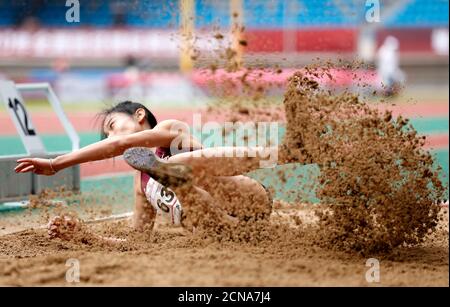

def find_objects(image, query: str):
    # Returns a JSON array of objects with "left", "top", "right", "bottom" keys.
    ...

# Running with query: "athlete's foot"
[{"left": 124, "top": 147, "right": 193, "bottom": 187}]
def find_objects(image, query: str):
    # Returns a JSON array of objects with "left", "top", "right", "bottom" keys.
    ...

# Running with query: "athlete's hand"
[{"left": 15, "top": 158, "right": 57, "bottom": 176}]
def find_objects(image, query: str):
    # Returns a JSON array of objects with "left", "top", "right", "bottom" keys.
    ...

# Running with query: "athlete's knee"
[{"left": 167, "top": 153, "right": 192, "bottom": 165}]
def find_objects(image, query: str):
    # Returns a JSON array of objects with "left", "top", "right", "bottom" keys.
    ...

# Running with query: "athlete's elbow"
[{"left": 113, "top": 137, "right": 131, "bottom": 154}]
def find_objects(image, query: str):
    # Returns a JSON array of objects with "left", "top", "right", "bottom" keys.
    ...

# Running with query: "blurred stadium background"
[
  {"left": 0, "top": 0, "right": 448, "bottom": 217},
  {"left": 0, "top": 0, "right": 448, "bottom": 95}
]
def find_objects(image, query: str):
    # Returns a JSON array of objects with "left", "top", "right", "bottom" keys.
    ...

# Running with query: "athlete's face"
[{"left": 103, "top": 109, "right": 148, "bottom": 138}]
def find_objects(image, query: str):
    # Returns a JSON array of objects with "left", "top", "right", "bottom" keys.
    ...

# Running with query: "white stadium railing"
[{"left": 0, "top": 80, "right": 80, "bottom": 206}]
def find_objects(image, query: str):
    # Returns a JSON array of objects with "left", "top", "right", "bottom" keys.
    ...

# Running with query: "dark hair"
[{"left": 98, "top": 101, "right": 158, "bottom": 139}]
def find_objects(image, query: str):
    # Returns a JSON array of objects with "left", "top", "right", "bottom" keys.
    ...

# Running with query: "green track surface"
[
  {"left": 1, "top": 117, "right": 447, "bottom": 155},
  {"left": 409, "top": 117, "right": 449, "bottom": 135},
  {"left": 1, "top": 118, "right": 448, "bottom": 210},
  {"left": 0, "top": 133, "right": 101, "bottom": 156}
]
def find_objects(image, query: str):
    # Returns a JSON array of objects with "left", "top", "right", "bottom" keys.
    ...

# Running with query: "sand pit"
[
  {"left": 0, "top": 203, "right": 447, "bottom": 286},
  {"left": 0, "top": 1, "right": 448, "bottom": 289},
  {"left": 1, "top": 59, "right": 448, "bottom": 286}
]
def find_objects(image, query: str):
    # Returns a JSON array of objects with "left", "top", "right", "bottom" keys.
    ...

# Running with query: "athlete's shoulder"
[{"left": 154, "top": 119, "right": 189, "bottom": 131}]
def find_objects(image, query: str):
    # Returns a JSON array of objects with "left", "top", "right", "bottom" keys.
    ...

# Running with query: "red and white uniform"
[{"left": 140, "top": 147, "right": 183, "bottom": 225}]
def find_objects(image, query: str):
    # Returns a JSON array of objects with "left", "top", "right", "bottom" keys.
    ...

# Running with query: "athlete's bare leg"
[
  {"left": 124, "top": 147, "right": 274, "bottom": 226},
  {"left": 167, "top": 146, "right": 278, "bottom": 177}
]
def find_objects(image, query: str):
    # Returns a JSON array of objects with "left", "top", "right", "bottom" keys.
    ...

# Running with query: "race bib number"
[{"left": 144, "top": 176, "right": 183, "bottom": 225}]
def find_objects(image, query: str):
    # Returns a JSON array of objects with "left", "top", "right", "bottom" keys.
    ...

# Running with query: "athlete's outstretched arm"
[{"left": 14, "top": 125, "right": 180, "bottom": 175}]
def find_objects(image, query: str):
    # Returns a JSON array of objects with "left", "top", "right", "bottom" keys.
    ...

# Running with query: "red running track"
[{"left": 0, "top": 103, "right": 448, "bottom": 135}]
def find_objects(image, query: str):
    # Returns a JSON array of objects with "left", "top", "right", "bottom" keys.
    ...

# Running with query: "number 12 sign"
[{"left": 0, "top": 80, "right": 46, "bottom": 156}]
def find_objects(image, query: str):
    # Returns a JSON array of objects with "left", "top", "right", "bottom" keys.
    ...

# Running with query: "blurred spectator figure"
[
  {"left": 52, "top": 58, "right": 70, "bottom": 73},
  {"left": 125, "top": 55, "right": 138, "bottom": 69},
  {"left": 431, "top": 28, "right": 449, "bottom": 56},
  {"left": 19, "top": 16, "right": 40, "bottom": 32},
  {"left": 124, "top": 55, "right": 144, "bottom": 101},
  {"left": 14, "top": 0, "right": 43, "bottom": 29},
  {"left": 110, "top": 1, "right": 128, "bottom": 27},
  {"left": 377, "top": 36, "right": 406, "bottom": 96}
]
